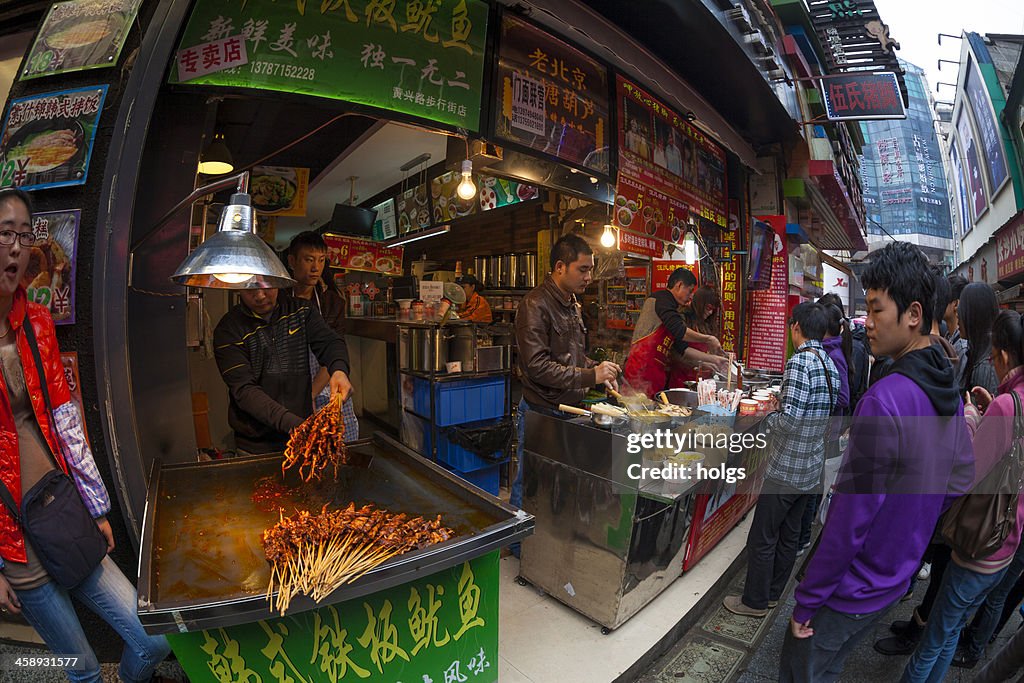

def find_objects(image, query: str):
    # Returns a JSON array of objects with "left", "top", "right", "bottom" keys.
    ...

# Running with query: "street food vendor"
[
  {"left": 669, "top": 287, "right": 723, "bottom": 387},
  {"left": 287, "top": 231, "right": 358, "bottom": 439},
  {"left": 623, "top": 268, "right": 727, "bottom": 397},
  {"left": 456, "top": 274, "right": 492, "bottom": 323},
  {"left": 213, "top": 287, "right": 353, "bottom": 455},
  {"left": 512, "top": 235, "right": 620, "bottom": 543}
]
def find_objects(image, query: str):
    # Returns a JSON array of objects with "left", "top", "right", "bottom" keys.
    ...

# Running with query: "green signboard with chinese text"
[
  {"left": 170, "top": 0, "right": 488, "bottom": 131},
  {"left": 167, "top": 552, "right": 499, "bottom": 683}
]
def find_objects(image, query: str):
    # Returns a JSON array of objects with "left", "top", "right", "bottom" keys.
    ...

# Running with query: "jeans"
[
  {"left": 14, "top": 556, "right": 170, "bottom": 683},
  {"left": 510, "top": 398, "right": 567, "bottom": 557},
  {"left": 798, "top": 494, "right": 821, "bottom": 549},
  {"left": 780, "top": 600, "right": 897, "bottom": 682},
  {"left": 901, "top": 562, "right": 1009, "bottom": 683},
  {"left": 963, "top": 542, "right": 1024, "bottom": 658},
  {"left": 742, "top": 480, "right": 809, "bottom": 610}
]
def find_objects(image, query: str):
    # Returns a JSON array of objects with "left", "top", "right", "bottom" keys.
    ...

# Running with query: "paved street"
[{"left": 639, "top": 552, "right": 1023, "bottom": 683}]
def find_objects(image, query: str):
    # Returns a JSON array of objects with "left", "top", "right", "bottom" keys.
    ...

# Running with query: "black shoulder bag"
[{"left": 0, "top": 315, "right": 107, "bottom": 589}]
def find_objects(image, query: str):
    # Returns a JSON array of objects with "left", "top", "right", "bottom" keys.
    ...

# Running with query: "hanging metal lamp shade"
[
  {"left": 198, "top": 133, "right": 234, "bottom": 175},
  {"left": 171, "top": 193, "right": 295, "bottom": 289}
]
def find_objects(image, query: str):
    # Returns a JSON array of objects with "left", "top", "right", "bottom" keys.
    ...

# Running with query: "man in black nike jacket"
[{"left": 213, "top": 287, "right": 352, "bottom": 454}]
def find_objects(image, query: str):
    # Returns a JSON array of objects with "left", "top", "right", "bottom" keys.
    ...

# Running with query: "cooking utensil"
[
  {"left": 608, "top": 383, "right": 657, "bottom": 412},
  {"left": 557, "top": 404, "right": 627, "bottom": 428}
]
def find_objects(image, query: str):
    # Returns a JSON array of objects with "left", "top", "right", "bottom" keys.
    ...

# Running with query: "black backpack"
[{"left": 849, "top": 324, "right": 871, "bottom": 407}]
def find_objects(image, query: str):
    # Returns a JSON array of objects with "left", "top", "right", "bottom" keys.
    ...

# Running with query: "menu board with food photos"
[
  {"left": 396, "top": 182, "right": 433, "bottom": 235},
  {"left": 26, "top": 209, "right": 79, "bottom": 325},
  {"left": 479, "top": 176, "right": 539, "bottom": 210},
  {"left": 323, "top": 234, "right": 403, "bottom": 276},
  {"left": 21, "top": 0, "right": 142, "bottom": 80},
  {"left": 250, "top": 166, "right": 309, "bottom": 217},
  {"left": 0, "top": 86, "right": 108, "bottom": 191},
  {"left": 616, "top": 76, "right": 727, "bottom": 229}
]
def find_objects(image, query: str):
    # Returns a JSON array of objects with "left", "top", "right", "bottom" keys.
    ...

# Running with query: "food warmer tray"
[{"left": 136, "top": 432, "right": 533, "bottom": 635}]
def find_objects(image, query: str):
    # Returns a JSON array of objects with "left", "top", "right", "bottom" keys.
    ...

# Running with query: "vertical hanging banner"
[
  {"left": 25, "top": 209, "right": 79, "bottom": 324},
  {"left": 956, "top": 107, "right": 988, "bottom": 221},
  {"left": 21, "top": 0, "right": 143, "bottom": 80},
  {"left": 963, "top": 56, "right": 1009, "bottom": 195},
  {"left": 745, "top": 216, "right": 788, "bottom": 373},
  {"left": 0, "top": 86, "right": 108, "bottom": 190},
  {"left": 719, "top": 223, "right": 742, "bottom": 355},
  {"left": 170, "top": 0, "right": 488, "bottom": 131},
  {"left": 493, "top": 13, "right": 610, "bottom": 175},
  {"left": 614, "top": 76, "right": 727, "bottom": 249}
]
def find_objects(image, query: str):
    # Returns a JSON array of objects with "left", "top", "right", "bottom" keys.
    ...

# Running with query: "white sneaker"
[{"left": 917, "top": 562, "right": 931, "bottom": 581}]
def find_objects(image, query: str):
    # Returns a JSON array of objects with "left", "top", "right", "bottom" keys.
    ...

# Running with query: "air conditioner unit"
[
  {"left": 744, "top": 29, "right": 769, "bottom": 55},
  {"left": 725, "top": 4, "right": 753, "bottom": 33}
]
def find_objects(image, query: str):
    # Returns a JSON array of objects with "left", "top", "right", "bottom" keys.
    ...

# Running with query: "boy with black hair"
[
  {"left": 724, "top": 302, "right": 839, "bottom": 618},
  {"left": 946, "top": 274, "right": 969, "bottom": 386},
  {"left": 286, "top": 231, "right": 358, "bottom": 439},
  {"left": 780, "top": 242, "right": 974, "bottom": 681}
]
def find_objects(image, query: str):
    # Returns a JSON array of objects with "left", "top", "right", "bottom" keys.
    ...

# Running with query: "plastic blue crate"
[
  {"left": 425, "top": 420, "right": 510, "bottom": 471},
  {"left": 412, "top": 376, "right": 506, "bottom": 426},
  {"left": 443, "top": 463, "right": 501, "bottom": 496}
]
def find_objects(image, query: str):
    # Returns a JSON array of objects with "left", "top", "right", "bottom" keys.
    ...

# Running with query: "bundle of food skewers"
[
  {"left": 282, "top": 394, "right": 348, "bottom": 482},
  {"left": 696, "top": 379, "right": 743, "bottom": 412},
  {"left": 262, "top": 502, "right": 455, "bottom": 615}
]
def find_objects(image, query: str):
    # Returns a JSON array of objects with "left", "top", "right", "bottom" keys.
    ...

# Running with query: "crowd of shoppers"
[{"left": 719, "top": 241, "right": 1024, "bottom": 683}]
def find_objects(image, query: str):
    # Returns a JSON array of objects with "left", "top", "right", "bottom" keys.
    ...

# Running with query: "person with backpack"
[
  {"left": 902, "top": 309, "right": 1024, "bottom": 681},
  {"left": 723, "top": 302, "right": 839, "bottom": 618},
  {"left": 794, "top": 294, "right": 853, "bottom": 555}
]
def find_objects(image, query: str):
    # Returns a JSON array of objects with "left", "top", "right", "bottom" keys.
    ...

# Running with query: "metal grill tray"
[{"left": 137, "top": 432, "right": 532, "bottom": 634}]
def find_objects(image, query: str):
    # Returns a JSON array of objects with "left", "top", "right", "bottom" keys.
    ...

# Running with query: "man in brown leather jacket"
[{"left": 511, "top": 235, "right": 620, "bottom": 538}]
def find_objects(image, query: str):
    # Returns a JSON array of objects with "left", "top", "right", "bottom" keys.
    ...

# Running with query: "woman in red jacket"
[{"left": 0, "top": 189, "right": 170, "bottom": 683}]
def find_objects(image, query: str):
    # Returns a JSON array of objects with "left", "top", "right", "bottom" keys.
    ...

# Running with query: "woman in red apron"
[{"left": 668, "top": 287, "right": 722, "bottom": 387}]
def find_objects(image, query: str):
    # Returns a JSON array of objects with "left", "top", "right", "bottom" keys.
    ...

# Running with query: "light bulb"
[
  {"left": 457, "top": 159, "right": 476, "bottom": 200},
  {"left": 213, "top": 272, "right": 253, "bottom": 284},
  {"left": 600, "top": 225, "right": 616, "bottom": 248},
  {"left": 683, "top": 232, "right": 698, "bottom": 265}
]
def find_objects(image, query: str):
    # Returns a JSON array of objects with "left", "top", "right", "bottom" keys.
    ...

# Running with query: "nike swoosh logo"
[{"left": 289, "top": 328, "right": 299, "bottom": 335}]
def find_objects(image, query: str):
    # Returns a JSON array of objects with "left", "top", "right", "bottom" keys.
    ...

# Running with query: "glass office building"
[{"left": 859, "top": 59, "right": 954, "bottom": 260}]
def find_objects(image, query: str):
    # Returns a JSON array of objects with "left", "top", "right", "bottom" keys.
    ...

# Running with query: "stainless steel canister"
[
  {"left": 498, "top": 254, "right": 512, "bottom": 288},
  {"left": 407, "top": 326, "right": 447, "bottom": 372},
  {"left": 488, "top": 255, "right": 502, "bottom": 287},
  {"left": 521, "top": 252, "right": 538, "bottom": 289},
  {"left": 508, "top": 253, "right": 522, "bottom": 288},
  {"left": 472, "top": 256, "right": 489, "bottom": 287}
]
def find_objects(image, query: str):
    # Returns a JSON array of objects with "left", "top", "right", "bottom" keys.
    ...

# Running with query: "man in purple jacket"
[{"left": 780, "top": 242, "right": 974, "bottom": 682}]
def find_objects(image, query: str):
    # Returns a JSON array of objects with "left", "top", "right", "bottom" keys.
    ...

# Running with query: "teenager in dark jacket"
[{"left": 214, "top": 288, "right": 352, "bottom": 454}]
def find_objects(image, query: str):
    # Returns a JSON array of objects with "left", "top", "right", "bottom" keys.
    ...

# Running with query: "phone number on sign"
[
  {"left": 5, "top": 656, "right": 81, "bottom": 669},
  {"left": 249, "top": 61, "right": 316, "bottom": 81}
]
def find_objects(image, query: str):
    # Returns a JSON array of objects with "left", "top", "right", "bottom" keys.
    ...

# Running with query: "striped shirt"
[{"left": 764, "top": 340, "right": 840, "bottom": 491}]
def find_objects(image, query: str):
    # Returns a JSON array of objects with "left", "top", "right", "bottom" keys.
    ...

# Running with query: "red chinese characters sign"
[
  {"left": 615, "top": 76, "right": 728, "bottom": 229},
  {"left": 176, "top": 34, "right": 249, "bottom": 81},
  {"left": 720, "top": 224, "right": 741, "bottom": 355},
  {"left": 617, "top": 228, "right": 662, "bottom": 258},
  {"left": 821, "top": 72, "right": 906, "bottom": 121},
  {"left": 745, "top": 216, "right": 788, "bottom": 373},
  {"left": 494, "top": 14, "right": 609, "bottom": 175},
  {"left": 996, "top": 213, "right": 1024, "bottom": 282},
  {"left": 323, "top": 234, "right": 404, "bottom": 275}
]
